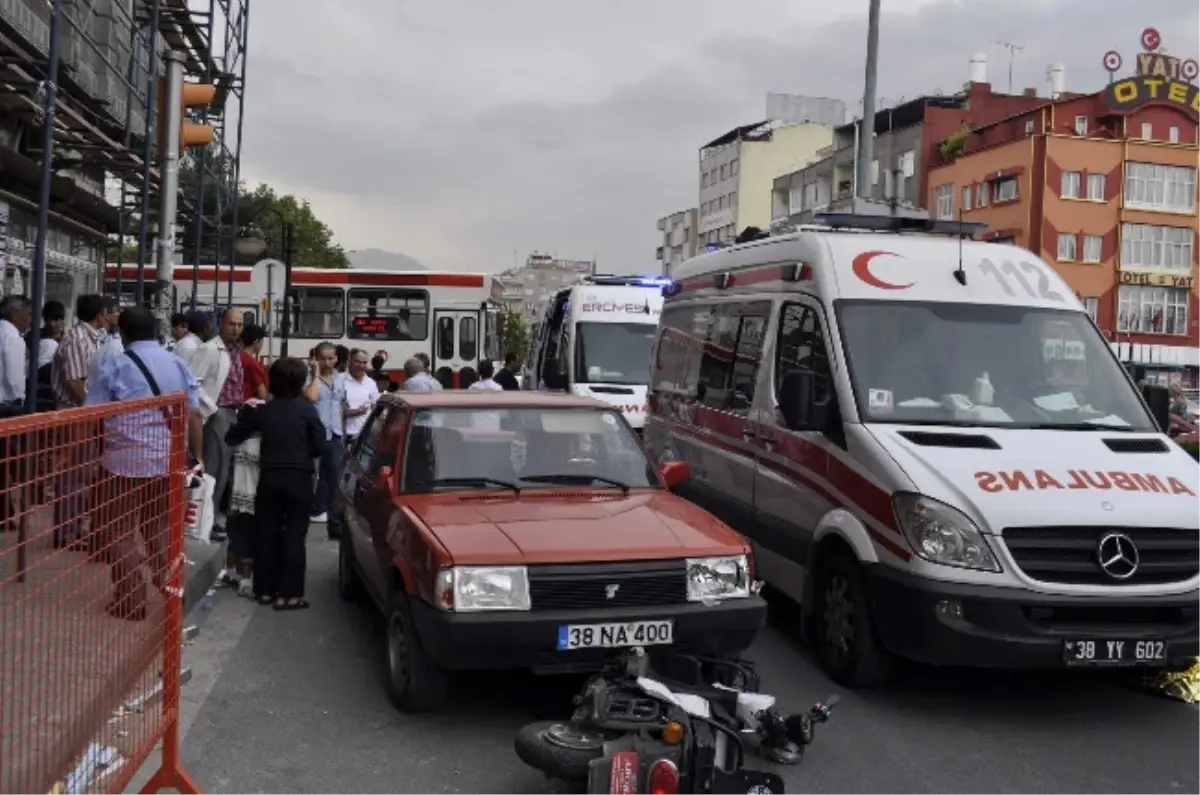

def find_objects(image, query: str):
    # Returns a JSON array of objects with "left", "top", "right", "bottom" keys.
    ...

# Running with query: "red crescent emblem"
[{"left": 851, "top": 251, "right": 913, "bottom": 290}]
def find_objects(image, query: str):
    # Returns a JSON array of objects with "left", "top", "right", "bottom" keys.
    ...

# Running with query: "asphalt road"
[{"left": 176, "top": 535, "right": 1199, "bottom": 794}]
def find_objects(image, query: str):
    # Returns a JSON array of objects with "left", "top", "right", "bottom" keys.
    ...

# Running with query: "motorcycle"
[{"left": 515, "top": 648, "right": 837, "bottom": 794}]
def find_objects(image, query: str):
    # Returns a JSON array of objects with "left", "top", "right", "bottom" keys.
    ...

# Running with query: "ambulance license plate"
[{"left": 1063, "top": 638, "right": 1166, "bottom": 665}]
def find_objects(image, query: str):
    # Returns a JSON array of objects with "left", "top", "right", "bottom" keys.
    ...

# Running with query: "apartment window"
[
  {"left": 788, "top": 187, "right": 804, "bottom": 214},
  {"left": 730, "top": 158, "right": 739, "bottom": 176},
  {"left": 935, "top": 184, "right": 954, "bottom": 219},
  {"left": 1121, "top": 223, "right": 1194, "bottom": 272},
  {"left": 1057, "top": 232, "right": 1077, "bottom": 261},
  {"left": 961, "top": 185, "right": 972, "bottom": 210},
  {"left": 1024, "top": 119, "right": 1035, "bottom": 134},
  {"left": 1081, "top": 297, "right": 1099, "bottom": 322},
  {"left": 1169, "top": 126, "right": 1180, "bottom": 143},
  {"left": 718, "top": 195, "right": 726, "bottom": 210},
  {"left": 993, "top": 176, "right": 1018, "bottom": 202},
  {"left": 1061, "top": 170, "right": 1081, "bottom": 198},
  {"left": 1140, "top": 122, "right": 1153, "bottom": 140},
  {"left": 729, "top": 191, "right": 737, "bottom": 207},
  {"left": 975, "top": 183, "right": 987, "bottom": 207},
  {"left": 1081, "top": 234, "right": 1103, "bottom": 263},
  {"left": 899, "top": 150, "right": 915, "bottom": 177},
  {"left": 701, "top": 173, "right": 708, "bottom": 188},
  {"left": 1124, "top": 162, "right": 1196, "bottom": 213},
  {"left": 1117, "top": 285, "right": 1189, "bottom": 335},
  {"left": 1074, "top": 116, "right": 1088, "bottom": 135},
  {"left": 1087, "top": 173, "right": 1106, "bottom": 201},
  {"left": 720, "top": 165, "right": 727, "bottom": 180}
]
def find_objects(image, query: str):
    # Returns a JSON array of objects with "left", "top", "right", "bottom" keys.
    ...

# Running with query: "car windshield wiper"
[
  {"left": 522, "top": 473, "right": 631, "bottom": 493},
  {"left": 419, "top": 477, "right": 521, "bottom": 494}
]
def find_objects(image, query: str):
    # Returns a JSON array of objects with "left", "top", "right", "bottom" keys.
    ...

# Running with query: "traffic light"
[{"left": 156, "top": 78, "right": 216, "bottom": 153}]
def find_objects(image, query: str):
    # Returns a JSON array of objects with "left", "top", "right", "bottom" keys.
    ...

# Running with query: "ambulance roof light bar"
[
  {"left": 586, "top": 274, "right": 672, "bottom": 287},
  {"left": 811, "top": 213, "right": 988, "bottom": 239}
]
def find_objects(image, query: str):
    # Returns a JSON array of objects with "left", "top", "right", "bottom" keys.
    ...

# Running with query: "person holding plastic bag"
[{"left": 224, "top": 397, "right": 265, "bottom": 597}]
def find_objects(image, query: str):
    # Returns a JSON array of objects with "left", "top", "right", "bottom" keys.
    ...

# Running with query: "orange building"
[{"left": 926, "top": 33, "right": 1199, "bottom": 386}]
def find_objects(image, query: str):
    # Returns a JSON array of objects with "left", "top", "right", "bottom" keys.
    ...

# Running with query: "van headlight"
[
  {"left": 686, "top": 555, "right": 750, "bottom": 601},
  {"left": 893, "top": 494, "right": 1001, "bottom": 572},
  {"left": 435, "top": 566, "right": 531, "bottom": 612}
]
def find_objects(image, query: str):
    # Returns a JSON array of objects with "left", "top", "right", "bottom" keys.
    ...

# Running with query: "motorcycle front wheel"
[{"left": 514, "top": 720, "right": 606, "bottom": 782}]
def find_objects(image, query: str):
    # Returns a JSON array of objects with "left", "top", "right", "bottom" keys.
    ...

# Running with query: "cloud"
[{"left": 240, "top": 0, "right": 1198, "bottom": 272}]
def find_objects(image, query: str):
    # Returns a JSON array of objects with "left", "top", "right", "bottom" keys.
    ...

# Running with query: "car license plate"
[
  {"left": 556, "top": 620, "right": 674, "bottom": 650},
  {"left": 1063, "top": 638, "right": 1167, "bottom": 665}
]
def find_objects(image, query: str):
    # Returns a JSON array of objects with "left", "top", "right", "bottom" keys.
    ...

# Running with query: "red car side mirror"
[
  {"left": 659, "top": 460, "right": 691, "bottom": 490},
  {"left": 379, "top": 465, "right": 397, "bottom": 493}
]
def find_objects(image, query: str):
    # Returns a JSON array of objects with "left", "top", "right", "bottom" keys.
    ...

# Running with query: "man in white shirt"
[
  {"left": 343, "top": 349, "right": 379, "bottom": 444},
  {"left": 468, "top": 360, "right": 504, "bottom": 392},
  {"left": 173, "top": 311, "right": 212, "bottom": 367},
  {"left": 0, "top": 295, "right": 30, "bottom": 408}
]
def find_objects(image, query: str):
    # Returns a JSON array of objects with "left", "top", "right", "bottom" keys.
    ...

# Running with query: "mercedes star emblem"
[{"left": 1096, "top": 532, "right": 1139, "bottom": 580}]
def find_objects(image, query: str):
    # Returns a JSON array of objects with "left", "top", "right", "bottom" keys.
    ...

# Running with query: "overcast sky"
[{"left": 238, "top": 0, "right": 1198, "bottom": 273}]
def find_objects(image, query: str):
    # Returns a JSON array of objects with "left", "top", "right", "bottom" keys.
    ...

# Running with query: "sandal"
[{"left": 273, "top": 598, "right": 311, "bottom": 611}]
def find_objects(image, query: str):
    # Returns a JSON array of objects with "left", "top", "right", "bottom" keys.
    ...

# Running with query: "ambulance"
[
  {"left": 644, "top": 213, "right": 1199, "bottom": 687},
  {"left": 525, "top": 275, "right": 669, "bottom": 431}
]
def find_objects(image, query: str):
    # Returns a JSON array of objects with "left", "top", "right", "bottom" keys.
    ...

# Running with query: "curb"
[{"left": 183, "top": 539, "right": 226, "bottom": 619}]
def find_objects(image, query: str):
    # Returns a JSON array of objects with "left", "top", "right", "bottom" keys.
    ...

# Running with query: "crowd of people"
[{"left": 1, "top": 292, "right": 525, "bottom": 617}]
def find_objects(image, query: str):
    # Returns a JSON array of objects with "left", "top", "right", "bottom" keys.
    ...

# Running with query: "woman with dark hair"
[
  {"left": 335, "top": 344, "right": 350, "bottom": 373},
  {"left": 226, "top": 357, "right": 326, "bottom": 610},
  {"left": 33, "top": 300, "right": 66, "bottom": 410},
  {"left": 240, "top": 324, "right": 268, "bottom": 401}
]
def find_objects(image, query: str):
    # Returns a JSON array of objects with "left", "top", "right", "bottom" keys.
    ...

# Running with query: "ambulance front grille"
[{"left": 1002, "top": 526, "right": 1199, "bottom": 586}]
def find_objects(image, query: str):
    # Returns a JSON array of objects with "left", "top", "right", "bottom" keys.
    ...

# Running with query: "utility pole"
[
  {"left": 854, "top": 0, "right": 881, "bottom": 200},
  {"left": 156, "top": 51, "right": 185, "bottom": 333},
  {"left": 991, "top": 39, "right": 1024, "bottom": 94}
]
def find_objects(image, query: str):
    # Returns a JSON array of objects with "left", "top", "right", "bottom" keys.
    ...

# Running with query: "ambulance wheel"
[{"left": 814, "top": 549, "right": 893, "bottom": 688}]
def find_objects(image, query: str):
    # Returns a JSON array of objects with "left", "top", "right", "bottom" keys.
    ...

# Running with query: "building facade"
[
  {"left": 926, "top": 41, "right": 1199, "bottom": 385},
  {"left": 698, "top": 121, "right": 833, "bottom": 247},
  {"left": 496, "top": 252, "right": 594, "bottom": 327},
  {"left": 655, "top": 208, "right": 698, "bottom": 278},
  {"left": 772, "top": 55, "right": 1055, "bottom": 227}
]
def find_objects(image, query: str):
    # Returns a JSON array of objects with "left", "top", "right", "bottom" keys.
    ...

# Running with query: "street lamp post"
[{"left": 234, "top": 212, "right": 295, "bottom": 356}]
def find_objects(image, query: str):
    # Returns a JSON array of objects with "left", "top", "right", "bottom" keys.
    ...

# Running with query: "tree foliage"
[
  {"left": 503, "top": 312, "right": 530, "bottom": 360},
  {"left": 114, "top": 147, "right": 349, "bottom": 268}
]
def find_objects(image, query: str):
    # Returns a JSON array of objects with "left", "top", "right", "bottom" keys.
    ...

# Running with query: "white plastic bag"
[{"left": 184, "top": 473, "right": 216, "bottom": 543}]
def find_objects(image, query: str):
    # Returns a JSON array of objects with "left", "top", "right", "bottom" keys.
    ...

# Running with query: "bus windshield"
[{"left": 574, "top": 322, "right": 656, "bottom": 386}]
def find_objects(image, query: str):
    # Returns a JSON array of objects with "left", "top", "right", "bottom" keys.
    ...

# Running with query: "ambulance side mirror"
[
  {"left": 1141, "top": 383, "right": 1171, "bottom": 434},
  {"left": 779, "top": 371, "right": 828, "bottom": 431}
]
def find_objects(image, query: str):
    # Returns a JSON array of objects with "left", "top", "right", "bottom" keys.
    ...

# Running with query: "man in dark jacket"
[{"left": 493, "top": 352, "right": 522, "bottom": 391}]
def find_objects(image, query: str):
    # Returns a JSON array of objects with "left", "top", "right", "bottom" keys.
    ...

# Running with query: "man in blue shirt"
[
  {"left": 401, "top": 357, "right": 443, "bottom": 391},
  {"left": 85, "top": 307, "right": 204, "bottom": 620},
  {"left": 303, "top": 341, "right": 347, "bottom": 535}
]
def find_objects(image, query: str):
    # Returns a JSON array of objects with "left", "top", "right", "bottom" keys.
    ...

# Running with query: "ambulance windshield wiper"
[{"left": 1026, "top": 422, "right": 1136, "bottom": 432}]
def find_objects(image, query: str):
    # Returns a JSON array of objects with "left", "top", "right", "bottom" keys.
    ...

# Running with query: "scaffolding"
[{"left": 0, "top": 0, "right": 249, "bottom": 309}]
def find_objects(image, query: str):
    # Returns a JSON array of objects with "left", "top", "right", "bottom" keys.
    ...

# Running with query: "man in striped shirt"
[{"left": 50, "top": 294, "right": 118, "bottom": 547}]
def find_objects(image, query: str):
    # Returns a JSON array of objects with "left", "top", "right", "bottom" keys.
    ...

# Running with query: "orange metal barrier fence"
[{"left": 0, "top": 396, "right": 199, "bottom": 794}]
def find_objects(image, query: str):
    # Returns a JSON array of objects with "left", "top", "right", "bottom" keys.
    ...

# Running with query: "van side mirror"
[
  {"left": 779, "top": 371, "right": 828, "bottom": 430},
  {"left": 379, "top": 465, "right": 397, "bottom": 493},
  {"left": 659, "top": 460, "right": 691, "bottom": 490},
  {"left": 1141, "top": 383, "right": 1171, "bottom": 434}
]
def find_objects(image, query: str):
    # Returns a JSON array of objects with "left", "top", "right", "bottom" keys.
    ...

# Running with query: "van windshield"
[
  {"left": 836, "top": 301, "right": 1156, "bottom": 431},
  {"left": 574, "top": 322, "right": 656, "bottom": 385}
]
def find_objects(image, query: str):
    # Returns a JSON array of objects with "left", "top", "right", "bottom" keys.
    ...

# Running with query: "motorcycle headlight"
[
  {"left": 893, "top": 493, "right": 1000, "bottom": 572},
  {"left": 686, "top": 555, "right": 750, "bottom": 601},
  {"left": 435, "top": 566, "right": 531, "bottom": 612}
]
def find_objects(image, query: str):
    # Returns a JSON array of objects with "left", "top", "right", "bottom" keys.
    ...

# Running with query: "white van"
[
  {"left": 644, "top": 214, "right": 1199, "bottom": 687},
  {"left": 525, "top": 275, "right": 668, "bottom": 431}
]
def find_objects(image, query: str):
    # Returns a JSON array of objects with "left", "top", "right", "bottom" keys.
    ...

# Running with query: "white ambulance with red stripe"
[
  {"left": 525, "top": 275, "right": 668, "bottom": 431},
  {"left": 645, "top": 213, "right": 1199, "bottom": 687}
]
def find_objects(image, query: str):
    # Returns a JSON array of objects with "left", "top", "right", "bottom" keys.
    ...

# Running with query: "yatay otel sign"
[{"left": 1101, "top": 27, "right": 1199, "bottom": 120}]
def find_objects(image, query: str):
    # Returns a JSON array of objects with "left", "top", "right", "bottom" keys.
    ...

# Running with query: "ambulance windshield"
[
  {"left": 574, "top": 322, "right": 657, "bottom": 385},
  {"left": 837, "top": 301, "right": 1156, "bottom": 431}
]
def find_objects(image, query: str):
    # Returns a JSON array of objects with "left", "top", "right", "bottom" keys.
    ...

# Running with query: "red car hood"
[{"left": 405, "top": 491, "right": 749, "bottom": 565}]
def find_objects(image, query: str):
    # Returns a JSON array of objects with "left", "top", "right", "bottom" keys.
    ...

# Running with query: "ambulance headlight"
[{"left": 893, "top": 494, "right": 1000, "bottom": 572}]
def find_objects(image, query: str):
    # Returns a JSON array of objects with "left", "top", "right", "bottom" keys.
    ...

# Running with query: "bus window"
[
  {"left": 459, "top": 316, "right": 478, "bottom": 360},
  {"left": 347, "top": 288, "right": 428, "bottom": 340},
  {"left": 437, "top": 316, "right": 455, "bottom": 359},
  {"left": 291, "top": 287, "right": 345, "bottom": 338}
]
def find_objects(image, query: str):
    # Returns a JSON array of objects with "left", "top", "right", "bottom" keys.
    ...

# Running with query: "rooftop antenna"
[{"left": 990, "top": 39, "right": 1025, "bottom": 93}]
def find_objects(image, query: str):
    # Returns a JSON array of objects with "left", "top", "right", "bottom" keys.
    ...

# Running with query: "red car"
[{"left": 336, "top": 391, "right": 767, "bottom": 712}]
